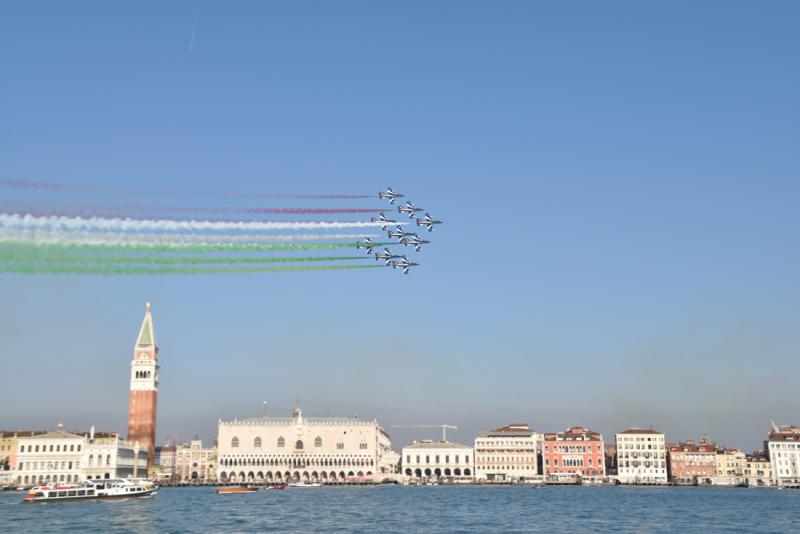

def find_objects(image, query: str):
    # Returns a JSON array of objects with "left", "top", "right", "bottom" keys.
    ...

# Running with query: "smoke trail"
[
  {"left": 0, "top": 261, "right": 383, "bottom": 275},
  {"left": 0, "top": 228, "right": 379, "bottom": 246},
  {"left": 0, "top": 203, "right": 384, "bottom": 219},
  {"left": 0, "top": 178, "right": 371, "bottom": 199},
  {"left": 0, "top": 249, "right": 368, "bottom": 265},
  {"left": 0, "top": 213, "right": 403, "bottom": 232},
  {"left": 0, "top": 239, "right": 393, "bottom": 255}
]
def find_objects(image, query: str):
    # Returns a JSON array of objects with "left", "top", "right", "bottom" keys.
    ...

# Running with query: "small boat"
[
  {"left": 288, "top": 482, "right": 322, "bottom": 487},
  {"left": 216, "top": 486, "right": 259, "bottom": 494},
  {"left": 266, "top": 483, "right": 287, "bottom": 490},
  {"left": 22, "top": 479, "right": 157, "bottom": 503}
]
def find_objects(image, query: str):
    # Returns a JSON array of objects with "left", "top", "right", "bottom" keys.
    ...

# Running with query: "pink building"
[{"left": 543, "top": 426, "right": 605, "bottom": 478}]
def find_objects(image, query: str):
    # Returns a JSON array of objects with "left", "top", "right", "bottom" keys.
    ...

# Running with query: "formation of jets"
[{"left": 360, "top": 187, "right": 443, "bottom": 274}]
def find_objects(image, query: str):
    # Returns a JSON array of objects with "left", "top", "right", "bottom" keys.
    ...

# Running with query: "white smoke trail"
[
  {"left": 0, "top": 213, "right": 403, "bottom": 233},
  {"left": 0, "top": 228, "right": 378, "bottom": 246}
]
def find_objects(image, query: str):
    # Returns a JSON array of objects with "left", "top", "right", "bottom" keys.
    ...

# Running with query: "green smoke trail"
[
  {"left": 0, "top": 241, "right": 393, "bottom": 255},
  {"left": 0, "top": 249, "right": 368, "bottom": 266},
  {"left": 0, "top": 262, "right": 384, "bottom": 276}
]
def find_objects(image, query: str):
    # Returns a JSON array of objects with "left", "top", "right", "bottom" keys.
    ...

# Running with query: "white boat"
[
  {"left": 288, "top": 482, "right": 322, "bottom": 487},
  {"left": 22, "top": 479, "right": 157, "bottom": 503}
]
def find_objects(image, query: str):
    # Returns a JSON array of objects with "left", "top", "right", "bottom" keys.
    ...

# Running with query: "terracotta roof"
[
  {"left": 617, "top": 428, "right": 662, "bottom": 435},
  {"left": 669, "top": 440, "right": 716, "bottom": 453}
]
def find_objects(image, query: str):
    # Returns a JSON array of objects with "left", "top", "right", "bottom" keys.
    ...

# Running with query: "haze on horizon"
[{"left": 1, "top": 1, "right": 798, "bottom": 453}]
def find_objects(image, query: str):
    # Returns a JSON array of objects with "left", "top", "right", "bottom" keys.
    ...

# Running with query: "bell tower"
[{"left": 127, "top": 301, "right": 159, "bottom": 471}]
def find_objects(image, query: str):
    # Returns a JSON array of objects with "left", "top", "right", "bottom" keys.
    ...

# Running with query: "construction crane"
[{"left": 391, "top": 424, "right": 458, "bottom": 442}]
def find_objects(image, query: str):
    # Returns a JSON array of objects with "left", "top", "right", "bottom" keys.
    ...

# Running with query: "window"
[
  {"left": 337, "top": 442, "right": 344, "bottom": 450},
  {"left": 295, "top": 440, "right": 304, "bottom": 450},
  {"left": 231, "top": 437, "right": 239, "bottom": 448},
  {"left": 254, "top": 437, "right": 262, "bottom": 448},
  {"left": 315, "top": 437, "right": 322, "bottom": 448},
  {"left": 278, "top": 437, "right": 285, "bottom": 448},
  {"left": 359, "top": 442, "right": 367, "bottom": 450}
]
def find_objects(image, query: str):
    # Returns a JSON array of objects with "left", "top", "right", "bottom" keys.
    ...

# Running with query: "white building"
[
  {"left": 83, "top": 428, "right": 147, "bottom": 481},
  {"left": 767, "top": 422, "right": 800, "bottom": 487},
  {"left": 15, "top": 428, "right": 86, "bottom": 486},
  {"left": 474, "top": 424, "right": 542, "bottom": 482},
  {"left": 175, "top": 440, "right": 217, "bottom": 483},
  {"left": 217, "top": 407, "right": 396, "bottom": 483},
  {"left": 13, "top": 426, "right": 147, "bottom": 487},
  {"left": 402, "top": 441, "right": 474, "bottom": 481},
  {"left": 615, "top": 428, "right": 668, "bottom": 484}
]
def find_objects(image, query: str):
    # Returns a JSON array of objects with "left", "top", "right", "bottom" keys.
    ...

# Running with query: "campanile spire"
[{"left": 127, "top": 301, "right": 159, "bottom": 471}]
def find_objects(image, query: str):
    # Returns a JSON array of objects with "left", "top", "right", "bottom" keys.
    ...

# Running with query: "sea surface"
[{"left": 1, "top": 485, "right": 798, "bottom": 533}]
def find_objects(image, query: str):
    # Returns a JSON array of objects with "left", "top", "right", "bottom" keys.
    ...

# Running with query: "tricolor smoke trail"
[
  {"left": 0, "top": 262, "right": 383, "bottom": 275},
  {"left": 0, "top": 213, "right": 402, "bottom": 232},
  {"left": 0, "top": 178, "right": 371, "bottom": 199}
]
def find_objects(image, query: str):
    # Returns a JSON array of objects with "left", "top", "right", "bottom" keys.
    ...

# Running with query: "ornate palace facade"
[{"left": 217, "top": 407, "right": 395, "bottom": 483}]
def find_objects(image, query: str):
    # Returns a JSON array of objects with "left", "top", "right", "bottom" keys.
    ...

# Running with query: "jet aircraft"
[
  {"left": 370, "top": 212, "right": 397, "bottom": 231},
  {"left": 356, "top": 238, "right": 375, "bottom": 254},
  {"left": 388, "top": 255, "right": 419, "bottom": 275},
  {"left": 400, "top": 235, "right": 430, "bottom": 252},
  {"left": 374, "top": 248, "right": 402, "bottom": 263},
  {"left": 415, "top": 213, "right": 443, "bottom": 232},
  {"left": 387, "top": 226, "right": 416, "bottom": 241},
  {"left": 398, "top": 201, "right": 423, "bottom": 218},
  {"left": 378, "top": 187, "right": 404, "bottom": 204}
]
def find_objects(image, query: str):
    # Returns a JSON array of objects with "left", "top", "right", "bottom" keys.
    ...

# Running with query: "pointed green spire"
[{"left": 136, "top": 301, "right": 156, "bottom": 347}]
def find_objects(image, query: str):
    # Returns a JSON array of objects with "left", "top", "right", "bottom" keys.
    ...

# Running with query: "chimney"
[{"left": 90, "top": 426, "right": 95, "bottom": 440}]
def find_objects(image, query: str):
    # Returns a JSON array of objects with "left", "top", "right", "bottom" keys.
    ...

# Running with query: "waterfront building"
[
  {"left": 615, "top": 428, "right": 668, "bottom": 484},
  {"left": 542, "top": 427, "right": 605, "bottom": 481},
  {"left": 14, "top": 426, "right": 86, "bottom": 486},
  {"left": 1, "top": 431, "right": 44, "bottom": 474},
  {"left": 711, "top": 448, "right": 747, "bottom": 486},
  {"left": 402, "top": 440, "right": 474, "bottom": 481},
  {"left": 175, "top": 440, "right": 217, "bottom": 483},
  {"left": 667, "top": 438, "right": 717, "bottom": 485},
  {"left": 82, "top": 427, "right": 148, "bottom": 480},
  {"left": 744, "top": 451, "right": 772, "bottom": 487},
  {"left": 154, "top": 441, "right": 177, "bottom": 482},
  {"left": 12, "top": 425, "right": 148, "bottom": 487},
  {"left": 474, "top": 424, "right": 542, "bottom": 482},
  {"left": 766, "top": 422, "right": 800, "bottom": 487},
  {"left": 217, "top": 407, "right": 395, "bottom": 483},
  {"left": 127, "top": 302, "right": 159, "bottom": 470}
]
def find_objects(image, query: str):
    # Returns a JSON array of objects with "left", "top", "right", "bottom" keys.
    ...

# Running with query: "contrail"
[
  {"left": 0, "top": 248, "right": 368, "bottom": 266},
  {"left": 0, "top": 213, "right": 403, "bottom": 232},
  {"left": 0, "top": 262, "right": 383, "bottom": 276},
  {"left": 0, "top": 228, "right": 379, "bottom": 245},
  {"left": 0, "top": 203, "right": 384, "bottom": 219},
  {"left": 0, "top": 178, "right": 371, "bottom": 199},
  {"left": 189, "top": 12, "right": 198, "bottom": 53}
]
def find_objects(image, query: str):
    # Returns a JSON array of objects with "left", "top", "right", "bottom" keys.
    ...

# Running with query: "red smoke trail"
[
  {"left": 0, "top": 178, "right": 371, "bottom": 199},
  {"left": 0, "top": 203, "right": 383, "bottom": 219}
]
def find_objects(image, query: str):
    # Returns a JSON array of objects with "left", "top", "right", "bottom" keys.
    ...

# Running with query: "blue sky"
[{"left": 1, "top": 1, "right": 798, "bottom": 451}]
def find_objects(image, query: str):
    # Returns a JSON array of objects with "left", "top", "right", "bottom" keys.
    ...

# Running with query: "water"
[{"left": 1, "top": 486, "right": 798, "bottom": 533}]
